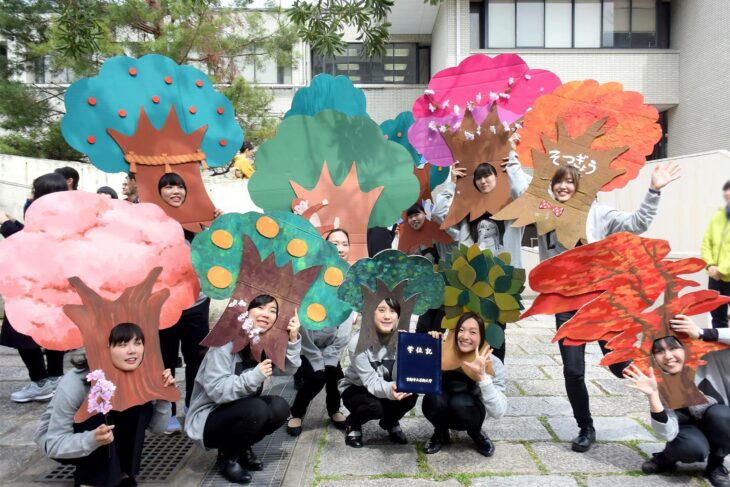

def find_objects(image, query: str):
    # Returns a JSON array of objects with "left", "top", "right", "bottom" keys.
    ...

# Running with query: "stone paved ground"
[{"left": 0, "top": 307, "right": 722, "bottom": 486}]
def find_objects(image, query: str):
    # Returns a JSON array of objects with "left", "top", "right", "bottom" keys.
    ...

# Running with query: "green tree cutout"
[{"left": 440, "top": 244, "right": 526, "bottom": 346}]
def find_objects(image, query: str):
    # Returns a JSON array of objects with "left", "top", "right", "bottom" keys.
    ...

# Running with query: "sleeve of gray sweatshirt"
[
  {"left": 476, "top": 356, "right": 509, "bottom": 419},
  {"left": 347, "top": 335, "right": 396, "bottom": 400},
  {"left": 323, "top": 313, "right": 354, "bottom": 368},
  {"left": 504, "top": 150, "right": 532, "bottom": 198},
  {"left": 600, "top": 189, "right": 660, "bottom": 237},
  {"left": 650, "top": 408, "right": 679, "bottom": 441},
  {"left": 300, "top": 329, "right": 326, "bottom": 371},
  {"left": 275, "top": 337, "right": 302, "bottom": 376},
  {"left": 200, "top": 343, "right": 268, "bottom": 403},
  {"left": 35, "top": 371, "right": 100, "bottom": 459}
]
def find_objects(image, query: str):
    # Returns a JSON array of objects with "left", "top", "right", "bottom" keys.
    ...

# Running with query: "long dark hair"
[
  {"left": 453, "top": 312, "right": 486, "bottom": 353},
  {"left": 473, "top": 163, "right": 497, "bottom": 192}
]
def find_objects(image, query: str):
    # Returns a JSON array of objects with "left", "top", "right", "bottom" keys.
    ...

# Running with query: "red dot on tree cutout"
[
  {"left": 164, "top": 76, "right": 173, "bottom": 84},
  {"left": 196, "top": 80, "right": 204, "bottom": 88},
  {"left": 219, "top": 139, "right": 227, "bottom": 147},
  {"left": 128, "top": 67, "right": 138, "bottom": 76},
  {"left": 396, "top": 131, "right": 402, "bottom": 138},
  {"left": 87, "top": 136, "right": 96, "bottom": 144},
  {"left": 189, "top": 106, "right": 197, "bottom": 114},
  {"left": 152, "top": 96, "right": 160, "bottom": 104},
  {"left": 383, "top": 134, "right": 389, "bottom": 140},
  {"left": 118, "top": 109, "right": 127, "bottom": 118},
  {"left": 87, "top": 97, "right": 97, "bottom": 106},
  {"left": 217, "top": 107, "right": 225, "bottom": 115}
]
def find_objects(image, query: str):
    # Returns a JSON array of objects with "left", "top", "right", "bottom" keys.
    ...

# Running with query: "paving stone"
[
  {"left": 547, "top": 417, "right": 656, "bottom": 442},
  {"left": 318, "top": 439, "right": 419, "bottom": 476},
  {"left": 360, "top": 417, "right": 433, "bottom": 443},
  {"left": 506, "top": 396, "right": 573, "bottom": 417},
  {"left": 520, "top": 379, "right": 604, "bottom": 397},
  {"left": 0, "top": 445, "right": 38, "bottom": 480},
  {"left": 502, "top": 354, "right": 558, "bottom": 366},
  {"left": 585, "top": 474, "right": 704, "bottom": 486},
  {"left": 482, "top": 416, "right": 553, "bottom": 441},
  {"left": 593, "top": 379, "right": 642, "bottom": 396},
  {"left": 320, "top": 480, "right": 462, "bottom": 487},
  {"left": 428, "top": 441, "right": 539, "bottom": 475},
  {"left": 590, "top": 396, "right": 650, "bottom": 416},
  {"left": 505, "top": 381, "right": 522, "bottom": 397},
  {"left": 506, "top": 326, "right": 555, "bottom": 336},
  {"left": 533, "top": 442, "right": 645, "bottom": 473},
  {"left": 638, "top": 442, "right": 730, "bottom": 471},
  {"left": 540, "top": 365, "right": 617, "bottom": 381},
  {"left": 531, "top": 334, "right": 557, "bottom": 344},
  {"left": 0, "top": 382, "right": 49, "bottom": 417},
  {"left": 0, "top": 367, "right": 34, "bottom": 381},
  {"left": 524, "top": 343, "right": 561, "bottom": 356},
  {"left": 472, "top": 475, "right": 579, "bottom": 487},
  {"left": 0, "top": 416, "right": 40, "bottom": 445},
  {"left": 505, "top": 365, "right": 548, "bottom": 380}
]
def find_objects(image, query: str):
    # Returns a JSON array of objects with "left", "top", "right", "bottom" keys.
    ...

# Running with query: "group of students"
[{"left": 2, "top": 149, "right": 730, "bottom": 487}]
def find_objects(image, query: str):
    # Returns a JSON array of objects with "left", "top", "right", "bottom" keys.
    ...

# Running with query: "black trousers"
[
  {"left": 290, "top": 356, "right": 343, "bottom": 419},
  {"left": 62, "top": 403, "right": 153, "bottom": 487},
  {"left": 1, "top": 315, "right": 65, "bottom": 382},
  {"left": 415, "top": 309, "right": 445, "bottom": 334},
  {"left": 708, "top": 278, "right": 730, "bottom": 328},
  {"left": 203, "top": 396, "right": 290, "bottom": 456},
  {"left": 160, "top": 298, "right": 210, "bottom": 413},
  {"left": 341, "top": 385, "right": 418, "bottom": 429},
  {"left": 663, "top": 404, "right": 730, "bottom": 463},
  {"left": 422, "top": 391, "right": 486, "bottom": 435},
  {"left": 556, "top": 311, "right": 629, "bottom": 429}
]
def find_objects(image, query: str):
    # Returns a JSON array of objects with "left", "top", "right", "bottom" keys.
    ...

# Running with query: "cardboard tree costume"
[
  {"left": 191, "top": 211, "right": 351, "bottom": 370},
  {"left": 0, "top": 192, "right": 200, "bottom": 421},
  {"left": 408, "top": 54, "right": 561, "bottom": 230},
  {"left": 492, "top": 80, "right": 662, "bottom": 250},
  {"left": 337, "top": 250, "right": 444, "bottom": 356},
  {"left": 61, "top": 54, "right": 243, "bottom": 232},
  {"left": 248, "top": 74, "right": 419, "bottom": 263},
  {"left": 523, "top": 232, "right": 730, "bottom": 409},
  {"left": 438, "top": 244, "right": 526, "bottom": 381},
  {"left": 380, "top": 111, "right": 453, "bottom": 255}
]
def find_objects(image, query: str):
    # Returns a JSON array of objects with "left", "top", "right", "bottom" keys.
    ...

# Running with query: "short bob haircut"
[
  {"left": 550, "top": 165, "right": 581, "bottom": 194},
  {"left": 109, "top": 322, "right": 145, "bottom": 347},
  {"left": 157, "top": 172, "right": 187, "bottom": 194},
  {"left": 406, "top": 203, "right": 426, "bottom": 217},
  {"left": 33, "top": 173, "right": 69, "bottom": 200},
  {"left": 651, "top": 335, "right": 684, "bottom": 355},
  {"left": 248, "top": 294, "right": 279, "bottom": 316},
  {"left": 54, "top": 166, "right": 80, "bottom": 189},
  {"left": 380, "top": 297, "right": 401, "bottom": 317}
]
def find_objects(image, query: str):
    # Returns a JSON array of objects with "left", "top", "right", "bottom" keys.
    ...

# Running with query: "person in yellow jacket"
[
  {"left": 233, "top": 142, "right": 255, "bottom": 179},
  {"left": 701, "top": 180, "right": 730, "bottom": 328}
]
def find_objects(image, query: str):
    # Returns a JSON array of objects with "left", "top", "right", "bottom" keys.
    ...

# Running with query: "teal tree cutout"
[{"left": 285, "top": 73, "right": 368, "bottom": 119}]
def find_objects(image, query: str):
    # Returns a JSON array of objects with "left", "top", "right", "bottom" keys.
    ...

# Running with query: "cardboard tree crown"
[
  {"left": 337, "top": 250, "right": 444, "bottom": 355},
  {"left": 61, "top": 54, "right": 243, "bottom": 231},
  {"left": 523, "top": 232, "right": 730, "bottom": 409},
  {"left": 493, "top": 80, "right": 662, "bottom": 249},
  {"left": 0, "top": 192, "right": 200, "bottom": 420},
  {"left": 285, "top": 73, "right": 368, "bottom": 119},
  {"left": 408, "top": 54, "right": 561, "bottom": 228},
  {"left": 191, "top": 211, "right": 351, "bottom": 369}
]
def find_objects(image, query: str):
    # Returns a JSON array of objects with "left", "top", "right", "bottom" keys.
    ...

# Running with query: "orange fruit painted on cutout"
[
  {"left": 211, "top": 229, "right": 234, "bottom": 249},
  {"left": 323, "top": 267, "right": 344, "bottom": 286},
  {"left": 307, "top": 303, "right": 327, "bottom": 322},
  {"left": 287, "top": 239, "right": 308, "bottom": 257},
  {"left": 208, "top": 266, "right": 233, "bottom": 289},
  {"left": 256, "top": 216, "right": 279, "bottom": 238}
]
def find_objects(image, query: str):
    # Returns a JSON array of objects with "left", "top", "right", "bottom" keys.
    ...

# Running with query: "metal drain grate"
[
  {"left": 200, "top": 375, "right": 299, "bottom": 487},
  {"left": 38, "top": 430, "right": 194, "bottom": 483}
]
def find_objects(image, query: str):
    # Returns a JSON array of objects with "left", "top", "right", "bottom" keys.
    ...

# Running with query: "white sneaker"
[
  {"left": 165, "top": 416, "right": 182, "bottom": 435},
  {"left": 10, "top": 380, "right": 55, "bottom": 403},
  {"left": 48, "top": 376, "right": 62, "bottom": 390}
]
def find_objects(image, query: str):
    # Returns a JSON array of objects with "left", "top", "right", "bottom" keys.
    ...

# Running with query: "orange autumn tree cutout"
[
  {"left": 493, "top": 80, "right": 662, "bottom": 249},
  {"left": 523, "top": 232, "right": 730, "bottom": 409},
  {"left": 64, "top": 268, "right": 180, "bottom": 422}
]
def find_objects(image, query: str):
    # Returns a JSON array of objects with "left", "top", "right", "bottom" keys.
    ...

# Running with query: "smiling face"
[
  {"left": 160, "top": 184, "right": 186, "bottom": 208},
  {"left": 407, "top": 211, "right": 426, "bottom": 231},
  {"left": 249, "top": 299, "right": 279, "bottom": 333},
  {"left": 373, "top": 299, "right": 399, "bottom": 335},
  {"left": 110, "top": 337, "right": 145, "bottom": 372},
  {"left": 652, "top": 338, "right": 686, "bottom": 375},
  {"left": 456, "top": 317, "right": 482, "bottom": 353},
  {"left": 550, "top": 166, "right": 580, "bottom": 203},
  {"left": 327, "top": 230, "right": 350, "bottom": 260}
]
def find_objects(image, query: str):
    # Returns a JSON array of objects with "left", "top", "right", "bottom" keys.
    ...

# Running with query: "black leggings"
[
  {"left": 341, "top": 385, "right": 418, "bottom": 430},
  {"left": 556, "top": 311, "right": 629, "bottom": 428},
  {"left": 290, "top": 356, "right": 343, "bottom": 419},
  {"left": 422, "top": 391, "right": 486, "bottom": 436},
  {"left": 160, "top": 298, "right": 210, "bottom": 413},
  {"left": 663, "top": 404, "right": 730, "bottom": 463},
  {"left": 19, "top": 348, "right": 65, "bottom": 382},
  {"left": 62, "top": 403, "right": 153, "bottom": 487},
  {"left": 708, "top": 277, "right": 730, "bottom": 329},
  {"left": 203, "top": 395, "right": 290, "bottom": 456}
]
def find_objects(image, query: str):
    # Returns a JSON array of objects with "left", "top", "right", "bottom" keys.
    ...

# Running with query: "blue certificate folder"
[{"left": 396, "top": 333, "right": 442, "bottom": 395}]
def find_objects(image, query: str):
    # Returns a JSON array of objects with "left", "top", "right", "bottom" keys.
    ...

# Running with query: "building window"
[
  {"left": 472, "top": 0, "right": 669, "bottom": 49},
  {"left": 234, "top": 45, "right": 292, "bottom": 85},
  {"left": 33, "top": 56, "right": 76, "bottom": 84},
  {"left": 647, "top": 111, "right": 667, "bottom": 161},
  {"left": 311, "top": 43, "right": 430, "bottom": 84}
]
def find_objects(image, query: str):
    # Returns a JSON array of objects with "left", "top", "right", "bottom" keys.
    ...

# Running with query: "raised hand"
[
  {"left": 623, "top": 364, "right": 658, "bottom": 396},
  {"left": 650, "top": 162, "right": 681, "bottom": 191},
  {"left": 257, "top": 359, "right": 273, "bottom": 377},
  {"left": 463, "top": 346, "right": 493, "bottom": 381},
  {"left": 288, "top": 309, "right": 301, "bottom": 342},
  {"left": 162, "top": 369, "right": 176, "bottom": 388},
  {"left": 451, "top": 162, "right": 467, "bottom": 181},
  {"left": 669, "top": 314, "right": 702, "bottom": 339}
]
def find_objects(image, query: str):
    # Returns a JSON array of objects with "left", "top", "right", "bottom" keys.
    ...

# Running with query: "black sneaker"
[
  {"left": 240, "top": 447, "right": 263, "bottom": 471},
  {"left": 571, "top": 426, "right": 596, "bottom": 453},
  {"left": 345, "top": 425, "right": 363, "bottom": 448},
  {"left": 217, "top": 451, "right": 251, "bottom": 484},
  {"left": 641, "top": 452, "right": 675, "bottom": 474},
  {"left": 704, "top": 464, "right": 730, "bottom": 487},
  {"left": 387, "top": 425, "right": 408, "bottom": 445},
  {"left": 469, "top": 431, "right": 495, "bottom": 457},
  {"left": 424, "top": 432, "right": 442, "bottom": 454}
]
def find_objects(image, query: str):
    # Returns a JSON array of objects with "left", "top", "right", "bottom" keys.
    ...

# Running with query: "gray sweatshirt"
[
  {"left": 338, "top": 332, "right": 399, "bottom": 400},
  {"left": 651, "top": 329, "right": 730, "bottom": 441},
  {"left": 185, "top": 338, "right": 301, "bottom": 449},
  {"left": 300, "top": 312, "right": 355, "bottom": 372},
  {"left": 432, "top": 151, "right": 531, "bottom": 268},
  {"left": 465, "top": 356, "right": 509, "bottom": 420},
  {"left": 34, "top": 368, "right": 171, "bottom": 459}
]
